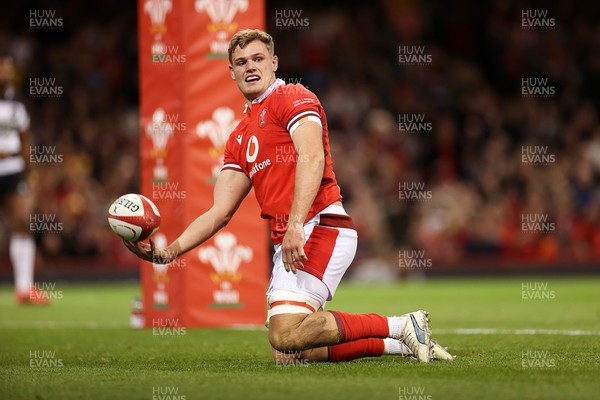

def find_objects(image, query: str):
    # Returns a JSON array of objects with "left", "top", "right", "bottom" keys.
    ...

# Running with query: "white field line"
[
  {"left": 434, "top": 328, "right": 600, "bottom": 336},
  {"left": 0, "top": 321, "right": 598, "bottom": 335},
  {"left": 0, "top": 320, "right": 264, "bottom": 330},
  {"left": 0, "top": 320, "right": 128, "bottom": 329}
]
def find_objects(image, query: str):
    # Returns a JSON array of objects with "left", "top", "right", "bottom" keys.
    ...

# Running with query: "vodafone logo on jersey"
[
  {"left": 246, "top": 136, "right": 271, "bottom": 178},
  {"left": 246, "top": 136, "right": 259, "bottom": 162}
]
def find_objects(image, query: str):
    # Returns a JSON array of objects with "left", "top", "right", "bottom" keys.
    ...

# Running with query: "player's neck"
[{"left": 244, "top": 76, "right": 277, "bottom": 108}]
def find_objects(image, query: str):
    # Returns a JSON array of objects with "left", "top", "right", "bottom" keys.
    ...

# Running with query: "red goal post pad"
[{"left": 138, "top": 0, "right": 268, "bottom": 327}]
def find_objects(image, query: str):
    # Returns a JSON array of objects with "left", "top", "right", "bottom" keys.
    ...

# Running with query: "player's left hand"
[{"left": 281, "top": 222, "right": 308, "bottom": 274}]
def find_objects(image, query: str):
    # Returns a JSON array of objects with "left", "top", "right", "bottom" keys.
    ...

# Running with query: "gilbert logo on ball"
[{"left": 108, "top": 194, "right": 161, "bottom": 242}]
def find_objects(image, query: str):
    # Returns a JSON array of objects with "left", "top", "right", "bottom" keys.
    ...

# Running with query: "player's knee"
[
  {"left": 268, "top": 326, "right": 305, "bottom": 352},
  {"left": 266, "top": 291, "right": 322, "bottom": 351},
  {"left": 6, "top": 194, "right": 33, "bottom": 232},
  {"left": 268, "top": 329, "right": 291, "bottom": 352}
]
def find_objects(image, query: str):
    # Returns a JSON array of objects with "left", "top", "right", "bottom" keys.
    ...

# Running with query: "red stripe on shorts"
[{"left": 301, "top": 225, "right": 339, "bottom": 280}]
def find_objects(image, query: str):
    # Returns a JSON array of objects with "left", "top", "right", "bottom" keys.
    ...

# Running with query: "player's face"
[{"left": 229, "top": 40, "right": 278, "bottom": 101}]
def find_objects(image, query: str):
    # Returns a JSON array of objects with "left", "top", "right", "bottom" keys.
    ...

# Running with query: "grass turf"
[{"left": 0, "top": 276, "right": 599, "bottom": 400}]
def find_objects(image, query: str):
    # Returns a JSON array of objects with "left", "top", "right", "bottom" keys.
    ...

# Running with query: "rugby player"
[
  {"left": 0, "top": 51, "right": 49, "bottom": 305},
  {"left": 125, "top": 29, "right": 454, "bottom": 363}
]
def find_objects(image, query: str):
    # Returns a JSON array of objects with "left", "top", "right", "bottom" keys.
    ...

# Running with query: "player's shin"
[
  {"left": 329, "top": 311, "right": 407, "bottom": 342},
  {"left": 328, "top": 338, "right": 385, "bottom": 362}
]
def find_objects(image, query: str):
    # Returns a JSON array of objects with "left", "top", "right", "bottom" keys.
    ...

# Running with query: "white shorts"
[{"left": 266, "top": 205, "right": 358, "bottom": 314}]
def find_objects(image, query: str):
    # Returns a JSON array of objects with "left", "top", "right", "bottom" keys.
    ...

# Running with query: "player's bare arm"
[
  {"left": 18, "top": 129, "right": 32, "bottom": 173},
  {"left": 124, "top": 169, "right": 251, "bottom": 263},
  {"left": 281, "top": 121, "right": 325, "bottom": 274}
]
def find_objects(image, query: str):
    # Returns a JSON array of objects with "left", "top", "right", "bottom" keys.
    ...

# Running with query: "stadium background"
[
  {"left": 1, "top": 0, "right": 598, "bottom": 280},
  {"left": 1, "top": 1, "right": 599, "bottom": 399}
]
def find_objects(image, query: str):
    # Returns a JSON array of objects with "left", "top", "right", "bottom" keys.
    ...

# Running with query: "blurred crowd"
[
  {"left": 270, "top": 0, "right": 600, "bottom": 274},
  {"left": 0, "top": 1, "right": 139, "bottom": 267},
  {"left": 1, "top": 0, "right": 599, "bottom": 274}
]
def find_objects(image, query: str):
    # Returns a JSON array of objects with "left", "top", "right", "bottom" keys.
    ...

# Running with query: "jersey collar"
[{"left": 244, "top": 78, "right": 285, "bottom": 113}]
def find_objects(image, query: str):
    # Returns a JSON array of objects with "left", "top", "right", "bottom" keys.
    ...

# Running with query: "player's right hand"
[
  {"left": 123, "top": 238, "right": 173, "bottom": 264},
  {"left": 281, "top": 223, "right": 308, "bottom": 274}
]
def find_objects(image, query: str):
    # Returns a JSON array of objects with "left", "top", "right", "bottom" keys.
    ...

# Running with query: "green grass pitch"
[{"left": 1, "top": 276, "right": 599, "bottom": 400}]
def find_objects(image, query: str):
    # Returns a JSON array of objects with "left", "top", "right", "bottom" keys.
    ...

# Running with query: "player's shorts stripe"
[
  {"left": 270, "top": 300, "right": 316, "bottom": 313},
  {"left": 221, "top": 163, "right": 242, "bottom": 171},
  {"left": 319, "top": 214, "right": 355, "bottom": 230},
  {"left": 286, "top": 110, "right": 321, "bottom": 133},
  {"left": 301, "top": 225, "right": 339, "bottom": 281}
]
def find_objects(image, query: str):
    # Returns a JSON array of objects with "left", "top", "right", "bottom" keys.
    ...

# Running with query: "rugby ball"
[{"left": 107, "top": 194, "right": 161, "bottom": 242}]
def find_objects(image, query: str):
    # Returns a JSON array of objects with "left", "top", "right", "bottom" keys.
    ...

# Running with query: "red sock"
[
  {"left": 329, "top": 311, "right": 388, "bottom": 342},
  {"left": 328, "top": 338, "right": 385, "bottom": 362}
]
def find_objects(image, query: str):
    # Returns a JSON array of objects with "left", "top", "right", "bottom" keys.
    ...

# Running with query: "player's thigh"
[
  {"left": 267, "top": 225, "right": 357, "bottom": 305},
  {"left": 310, "top": 226, "right": 358, "bottom": 300}
]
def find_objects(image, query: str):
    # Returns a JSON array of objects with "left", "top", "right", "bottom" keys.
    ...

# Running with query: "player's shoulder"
[
  {"left": 271, "top": 83, "right": 321, "bottom": 109},
  {"left": 272, "top": 83, "right": 317, "bottom": 98},
  {"left": 0, "top": 97, "right": 27, "bottom": 109}
]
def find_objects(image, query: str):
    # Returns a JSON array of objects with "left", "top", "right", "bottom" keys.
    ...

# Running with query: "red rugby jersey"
[{"left": 222, "top": 79, "right": 342, "bottom": 244}]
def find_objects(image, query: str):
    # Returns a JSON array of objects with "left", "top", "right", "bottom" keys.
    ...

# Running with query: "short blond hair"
[{"left": 228, "top": 29, "right": 274, "bottom": 64}]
